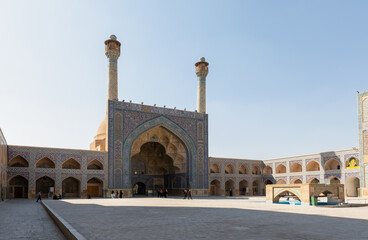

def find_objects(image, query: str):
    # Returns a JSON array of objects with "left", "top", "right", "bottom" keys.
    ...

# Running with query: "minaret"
[
  {"left": 104, "top": 35, "right": 121, "bottom": 101},
  {"left": 195, "top": 57, "right": 209, "bottom": 113}
]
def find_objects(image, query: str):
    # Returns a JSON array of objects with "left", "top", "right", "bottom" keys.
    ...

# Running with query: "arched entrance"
[
  {"left": 225, "top": 180, "right": 235, "bottom": 196},
  {"left": 36, "top": 176, "right": 55, "bottom": 198},
  {"left": 210, "top": 179, "right": 221, "bottom": 196},
  {"left": 62, "top": 177, "right": 80, "bottom": 198},
  {"left": 133, "top": 182, "right": 146, "bottom": 196},
  {"left": 274, "top": 190, "right": 301, "bottom": 203},
  {"left": 239, "top": 180, "right": 249, "bottom": 195},
  {"left": 130, "top": 126, "right": 188, "bottom": 196},
  {"left": 346, "top": 176, "right": 360, "bottom": 197},
  {"left": 252, "top": 180, "right": 259, "bottom": 196},
  {"left": 87, "top": 178, "right": 103, "bottom": 197},
  {"left": 9, "top": 175, "right": 28, "bottom": 198}
]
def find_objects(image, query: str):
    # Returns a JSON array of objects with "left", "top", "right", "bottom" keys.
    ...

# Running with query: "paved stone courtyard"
[
  {"left": 0, "top": 199, "right": 65, "bottom": 240},
  {"left": 43, "top": 197, "right": 368, "bottom": 240}
]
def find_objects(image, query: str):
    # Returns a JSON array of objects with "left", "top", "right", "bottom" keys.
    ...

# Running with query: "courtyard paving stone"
[
  {"left": 44, "top": 197, "right": 368, "bottom": 240},
  {"left": 0, "top": 199, "right": 65, "bottom": 240}
]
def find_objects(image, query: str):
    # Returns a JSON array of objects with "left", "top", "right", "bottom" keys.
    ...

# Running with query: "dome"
[{"left": 95, "top": 116, "right": 107, "bottom": 140}]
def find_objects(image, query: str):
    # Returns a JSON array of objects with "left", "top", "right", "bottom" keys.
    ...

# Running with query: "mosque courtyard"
[{"left": 2, "top": 197, "right": 365, "bottom": 240}]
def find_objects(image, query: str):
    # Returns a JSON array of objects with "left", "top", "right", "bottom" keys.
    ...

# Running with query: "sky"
[{"left": 0, "top": 1, "right": 367, "bottom": 160}]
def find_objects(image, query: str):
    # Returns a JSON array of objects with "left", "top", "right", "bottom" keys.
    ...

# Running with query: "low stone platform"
[
  {"left": 44, "top": 197, "right": 368, "bottom": 240},
  {"left": 266, "top": 183, "right": 345, "bottom": 205}
]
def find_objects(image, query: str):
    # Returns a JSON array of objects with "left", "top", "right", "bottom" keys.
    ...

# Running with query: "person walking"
[
  {"left": 111, "top": 190, "right": 115, "bottom": 199},
  {"left": 165, "top": 189, "right": 168, "bottom": 198},
  {"left": 187, "top": 189, "right": 193, "bottom": 200},
  {"left": 36, "top": 191, "right": 42, "bottom": 202},
  {"left": 119, "top": 190, "right": 123, "bottom": 198},
  {"left": 183, "top": 189, "right": 187, "bottom": 199}
]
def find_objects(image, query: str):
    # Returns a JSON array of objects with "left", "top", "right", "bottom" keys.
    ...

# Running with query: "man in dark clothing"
[
  {"left": 119, "top": 190, "right": 123, "bottom": 198},
  {"left": 183, "top": 189, "right": 187, "bottom": 199},
  {"left": 187, "top": 189, "right": 193, "bottom": 200},
  {"left": 229, "top": 189, "right": 233, "bottom": 196},
  {"left": 36, "top": 192, "right": 42, "bottom": 202}
]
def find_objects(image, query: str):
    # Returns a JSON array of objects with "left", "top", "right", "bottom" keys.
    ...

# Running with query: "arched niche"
[
  {"left": 87, "top": 159, "right": 103, "bottom": 170},
  {"left": 225, "top": 180, "right": 235, "bottom": 196},
  {"left": 36, "top": 176, "right": 55, "bottom": 197},
  {"left": 87, "top": 177, "right": 103, "bottom": 197},
  {"left": 62, "top": 177, "right": 80, "bottom": 197},
  {"left": 291, "top": 178, "right": 302, "bottom": 184},
  {"left": 306, "top": 161, "right": 320, "bottom": 171},
  {"left": 346, "top": 176, "right": 360, "bottom": 197},
  {"left": 276, "top": 164, "right": 286, "bottom": 174},
  {"left": 8, "top": 156, "right": 29, "bottom": 167},
  {"left": 264, "top": 179, "right": 273, "bottom": 185},
  {"left": 252, "top": 181, "right": 259, "bottom": 195},
  {"left": 263, "top": 166, "right": 272, "bottom": 175},
  {"left": 210, "top": 164, "right": 220, "bottom": 173},
  {"left": 238, "top": 165, "right": 248, "bottom": 174},
  {"left": 276, "top": 179, "right": 286, "bottom": 184},
  {"left": 324, "top": 159, "right": 340, "bottom": 171},
  {"left": 210, "top": 179, "right": 221, "bottom": 196},
  {"left": 252, "top": 166, "right": 261, "bottom": 175},
  {"left": 36, "top": 157, "right": 55, "bottom": 168},
  {"left": 290, "top": 163, "right": 302, "bottom": 173},
  {"left": 9, "top": 175, "right": 28, "bottom": 198},
  {"left": 239, "top": 180, "right": 249, "bottom": 195},
  {"left": 62, "top": 158, "right": 81, "bottom": 169},
  {"left": 307, "top": 177, "right": 320, "bottom": 184},
  {"left": 328, "top": 176, "right": 340, "bottom": 184},
  {"left": 224, "top": 164, "right": 235, "bottom": 174}
]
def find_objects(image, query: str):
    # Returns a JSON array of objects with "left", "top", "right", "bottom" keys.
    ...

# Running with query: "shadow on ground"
[{"left": 46, "top": 199, "right": 368, "bottom": 240}]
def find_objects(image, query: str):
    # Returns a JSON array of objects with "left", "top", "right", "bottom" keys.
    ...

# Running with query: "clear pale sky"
[{"left": 0, "top": 1, "right": 367, "bottom": 159}]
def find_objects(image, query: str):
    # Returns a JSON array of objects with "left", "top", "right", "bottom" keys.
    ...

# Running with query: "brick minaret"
[
  {"left": 195, "top": 57, "right": 209, "bottom": 113},
  {"left": 105, "top": 35, "right": 121, "bottom": 101}
]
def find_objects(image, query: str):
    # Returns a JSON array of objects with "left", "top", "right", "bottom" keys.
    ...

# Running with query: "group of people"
[
  {"left": 111, "top": 190, "right": 123, "bottom": 198},
  {"left": 183, "top": 189, "right": 193, "bottom": 200},
  {"left": 157, "top": 188, "right": 168, "bottom": 198}
]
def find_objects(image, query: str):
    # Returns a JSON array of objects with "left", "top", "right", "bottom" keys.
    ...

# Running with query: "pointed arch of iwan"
[{"left": 123, "top": 116, "right": 197, "bottom": 189}]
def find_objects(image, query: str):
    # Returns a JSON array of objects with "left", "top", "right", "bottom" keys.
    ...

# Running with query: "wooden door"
[
  {"left": 14, "top": 187, "right": 23, "bottom": 198},
  {"left": 210, "top": 185, "right": 215, "bottom": 196},
  {"left": 87, "top": 186, "right": 99, "bottom": 197}
]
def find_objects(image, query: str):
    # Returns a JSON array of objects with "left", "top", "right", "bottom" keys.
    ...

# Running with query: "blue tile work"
[
  {"left": 357, "top": 91, "right": 368, "bottom": 188},
  {"left": 108, "top": 100, "right": 209, "bottom": 190}
]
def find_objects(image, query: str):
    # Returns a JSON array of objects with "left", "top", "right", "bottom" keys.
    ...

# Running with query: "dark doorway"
[
  {"left": 14, "top": 187, "right": 23, "bottom": 198},
  {"left": 133, "top": 182, "right": 146, "bottom": 196}
]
